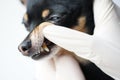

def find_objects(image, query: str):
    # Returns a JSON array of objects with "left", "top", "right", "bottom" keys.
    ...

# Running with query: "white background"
[
  {"left": 113, "top": 0, "right": 120, "bottom": 7},
  {"left": 0, "top": 0, "right": 119, "bottom": 80},
  {"left": 0, "top": 0, "right": 35, "bottom": 80}
]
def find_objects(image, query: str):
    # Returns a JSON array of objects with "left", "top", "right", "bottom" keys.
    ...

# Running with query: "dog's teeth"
[
  {"left": 36, "top": 53, "right": 39, "bottom": 55},
  {"left": 43, "top": 43, "right": 50, "bottom": 52},
  {"left": 44, "top": 47, "right": 50, "bottom": 52}
]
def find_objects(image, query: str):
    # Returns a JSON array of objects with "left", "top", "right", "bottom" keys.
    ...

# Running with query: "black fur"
[
  {"left": 24, "top": 0, "right": 94, "bottom": 34},
  {"left": 21, "top": 0, "right": 114, "bottom": 80}
]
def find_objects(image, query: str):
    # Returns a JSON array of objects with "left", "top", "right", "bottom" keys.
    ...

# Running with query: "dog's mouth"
[
  {"left": 31, "top": 38, "right": 55, "bottom": 60},
  {"left": 18, "top": 22, "right": 58, "bottom": 60}
]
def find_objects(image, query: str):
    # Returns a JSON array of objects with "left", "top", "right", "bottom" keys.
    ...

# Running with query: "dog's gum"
[{"left": 40, "top": 47, "right": 44, "bottom": 52}]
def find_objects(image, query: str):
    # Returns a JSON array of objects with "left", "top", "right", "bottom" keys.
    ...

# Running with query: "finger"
[
  {"left": 35, "top": 59, "right": 55, "bottom": 80},
  {"left": 54, "top": 54, "right": 85, "bottom": 80}
]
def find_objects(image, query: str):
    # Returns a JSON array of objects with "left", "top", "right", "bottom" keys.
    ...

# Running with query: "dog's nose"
[{"left": 18, "top": 39, "right": 32, "bottom": 53}]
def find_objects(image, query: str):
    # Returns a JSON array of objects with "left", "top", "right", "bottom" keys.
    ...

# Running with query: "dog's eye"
[{"left": 48, "top": 15, "right": 61, "bottom": 21}]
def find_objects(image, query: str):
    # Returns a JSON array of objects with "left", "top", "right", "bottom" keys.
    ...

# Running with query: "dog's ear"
[{"left": 20, "top": 0, "right": 27, "bottom": 6}]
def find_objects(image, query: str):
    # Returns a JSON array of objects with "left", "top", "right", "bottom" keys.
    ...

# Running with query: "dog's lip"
[
  {"left": 31, "top": 39, "right": 54, "bottom": 60},
  {"left": 19, "top": 38, "right": 54, "bottom": 60},
  {"left": 20, "top": 41, "right": 53, "bottom": 60},
  {"left": 31, "top": 51, "right": 50, "bottom": 60},
  {"left": 31, "top": 45, "right": 50, "bottom": 60}
]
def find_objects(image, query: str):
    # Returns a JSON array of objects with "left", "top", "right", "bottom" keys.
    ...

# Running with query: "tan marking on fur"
[
  {"left": 30, "top": 22, "right": 53, "bottom": 48},
  {"left": 31, "top": 22, "right": 53, "bottom": 37},
  {"left": 73, "top": 16, "right": 88, "bottom": 33},
  {"left": 30, "top": 22, "right": 53, "bottom": 39},
  {"left": 23, "top": 13, "right": 28, "bottom": 22},
  {"left": 42, "top": 9, "right": 50, "bottom": 18}
]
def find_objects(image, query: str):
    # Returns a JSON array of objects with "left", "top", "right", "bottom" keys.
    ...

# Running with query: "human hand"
[{"left": 42, "top": 0, "right": 120, "bottom": 79}]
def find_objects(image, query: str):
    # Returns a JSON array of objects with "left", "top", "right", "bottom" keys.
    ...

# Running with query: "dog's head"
[{"left": 18, "top": 0, "right": 94, "bottom": 60}]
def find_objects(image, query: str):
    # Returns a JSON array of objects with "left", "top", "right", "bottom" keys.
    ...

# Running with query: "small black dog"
[{"left": 18, "top": 0, "right": 114, "bottom": 80}]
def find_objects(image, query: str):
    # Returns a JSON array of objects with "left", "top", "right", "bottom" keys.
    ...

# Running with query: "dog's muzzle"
[{"left": 18, "top": 22, "right": 54, "bottom": 60}]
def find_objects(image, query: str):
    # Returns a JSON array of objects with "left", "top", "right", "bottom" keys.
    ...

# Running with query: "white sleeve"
[
  {"left": 43, "top": 0, "right": 120, "bottom": 79},
  {"left": 93, "top": 0, "right": 120, "bottom": 79}
]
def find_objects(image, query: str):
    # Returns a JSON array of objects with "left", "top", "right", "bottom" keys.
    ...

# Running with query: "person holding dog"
[{"left": 42, "top": 0, "right": 120, "bottom": 79}]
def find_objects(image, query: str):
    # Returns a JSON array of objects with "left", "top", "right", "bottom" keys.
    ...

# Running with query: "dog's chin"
[
  {"left": 31, "top": 51, "right": 50, "bottom": 60},
  {"left": 31, "top": 45, "right": 61, "bottom": 60},
  {"left": 27, "top": 43, "right": 60, "bottom": 60}
]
